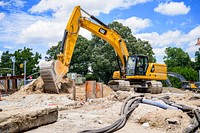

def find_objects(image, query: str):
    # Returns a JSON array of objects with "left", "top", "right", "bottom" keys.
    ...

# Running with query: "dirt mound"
[
  {"left": 18, "top": 77, "right": 113, "bottom": 99},
  {"left": 162, "top": 87, "right": 184, "bottom": 93},
  {"left": 19, "top": 77, "right": 44, "bottom": 94},
  {"left": 18, "top": 76, "right": 72, "bottom": 94},
  {"left": 136, "top": 108, "right": 190, "bottom": 132}
]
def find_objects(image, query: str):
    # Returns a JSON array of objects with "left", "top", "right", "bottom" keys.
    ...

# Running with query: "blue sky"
[{"left": 0, "top": 0, "right": 200, "bottom": 64}]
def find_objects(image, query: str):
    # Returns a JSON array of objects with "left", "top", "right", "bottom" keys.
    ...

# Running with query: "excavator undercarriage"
[{"left": 108, "top": 80, "right": 163, "bottom": 94}]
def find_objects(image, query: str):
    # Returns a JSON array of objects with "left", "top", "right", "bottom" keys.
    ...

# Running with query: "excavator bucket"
[{"left": 40, "top": 60, "right": 68, "bottom": 93}]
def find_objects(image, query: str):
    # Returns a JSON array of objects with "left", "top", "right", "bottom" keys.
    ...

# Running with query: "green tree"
[
  {"left": 194, "top": 48, "right": 200, "bottom": 71},
  {"left": 45, "top": 35, "right": 93, "bottom": 76},
  {"left": 0, "top": 51, "right": 13, "bottom": 75},
  {"left": 69, "top": 35, "right": 93, "bottom": 75},
  {"left": 168, "top": 66, "right": 198, "bottom": 88},
  {"left": 164, "top": 47, "right": 198, "bottom": 88},
  {"left": 164, "top": 47, "right": 191, "bottom": 70},
  {"left": 90, "top": 21, "right": 156, "bottom": 83},
  {"left": 109, "top": 21, "right": 155, "bottom": 62},
  {"left": 0, "top": 47, "right": 41, "bottom": 78},
  {"left": 45, "top": 41, "right": 62, "bottom": 61}
]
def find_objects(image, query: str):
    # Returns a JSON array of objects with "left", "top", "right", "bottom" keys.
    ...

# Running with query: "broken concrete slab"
[{"left": 0, "top": 106, "right": 58, "bottom": 133}]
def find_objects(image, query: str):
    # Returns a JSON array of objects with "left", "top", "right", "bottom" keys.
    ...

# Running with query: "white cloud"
[
  {"left": 18, "top": 20, "right": 65, "bottom": 44},
  {"left": 79, "top": 28, "right": 92, "bottom": 40},
  {"left": 153, "top": 47, "right": 167, "bottom": 56},
  {"left": 0, "top": 0, "right": 154, "bottom": 59},
  {"left": 0, "top": 12, "right": 5, "bottom": 20},
  {"left": 135, "top": 26, "right": 200, "bottom": 62},
  {"left": 153, "top": 47, "right": 167, "bottom": 63},
  {"left": 30, "top": 0, "right": 152, "bottom": 15},
  {"left": 116, "top": 17, "right": 151, "bottom": 33},
  {"left": 3, "top": 45, "right": 15, "bottom": 49},
  {"left": 0, "top": 1, "right": 8, "bottom": 6},
  {"left": 135, "top": 30, "right": 184, "bottom": 47},
  {"left": 0, "top": 50, "right": 2, "bottom": 62},
  {"left": 191, "top": 57, "right": 195, "bottom": 62},
  {"left": 16, "top": 0, "right": 151, "bottom": 46},
  {"left": 0, "top": 0, "right": 25, "bottom": 8},
  {"left": 0, "top": 13, "right": 45, "bottom": 43},
  {"left": 154, "top": 2, "right": 190, "bottom": 16}
]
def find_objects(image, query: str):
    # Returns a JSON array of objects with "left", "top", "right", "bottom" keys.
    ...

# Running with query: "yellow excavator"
[{"left": 40, "top": 6, "right": 167, "bottom": 94}]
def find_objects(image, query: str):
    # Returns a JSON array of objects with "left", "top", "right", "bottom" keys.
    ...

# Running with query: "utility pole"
[
  {"left": 11, "top": 56, "right": 15, "bottom": 76},
  {"left": 199, "top": 70, "right": 200, "bottom": 81},
  {"left": 24, "top": 60, "right": 27, "bottom": 85}
]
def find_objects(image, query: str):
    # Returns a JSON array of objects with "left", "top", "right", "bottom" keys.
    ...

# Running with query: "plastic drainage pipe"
[{"left": 142, "top": 99, "right": 179, "bottom": 110}]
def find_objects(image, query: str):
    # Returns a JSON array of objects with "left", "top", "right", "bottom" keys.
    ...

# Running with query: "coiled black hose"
[{"left": 79, "top": 95, "right": 200, "bottom": 133}]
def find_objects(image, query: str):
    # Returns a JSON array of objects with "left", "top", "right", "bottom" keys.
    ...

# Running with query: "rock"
[
  {"left": 189, "top": 96, "right": 200, "bottom": 101},
  {"left": 107, "top": 91, "right": 132, "bottom": 102},
  {"left": 142, "top": 122, "right": 150, "bottom": 127},
  {"left": 166, "top": 118, "right": 180, "bottom": 125}
]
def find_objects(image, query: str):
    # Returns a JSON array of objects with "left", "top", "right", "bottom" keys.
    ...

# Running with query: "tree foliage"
[
  {"left": 109, "top": 22, "right": 155, "bottom": 62},
  {"left": 45, "top": 41, "right": 62, "bottom": 61},
  {"left": 164, "top": 47, "right": 191, "bottom": 70},
  {"left": 194, "top": 48, "right": 200, "bottom": 70},
  {"left": 0, "top": 51, "right": 13, "bottom": 74},
  {"left": 164, "top": 47, "right": 199, "bottom": 88},
  {"left": 70, "top": 35, "right": 93, "bottom": 75},
  {"left": 0, "top": 47, "right": 41, "bottom": 78}
]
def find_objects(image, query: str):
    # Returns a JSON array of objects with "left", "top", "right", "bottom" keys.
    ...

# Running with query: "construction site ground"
[{"left": 1, "top": 77, "right": 200, "bottom": 133}]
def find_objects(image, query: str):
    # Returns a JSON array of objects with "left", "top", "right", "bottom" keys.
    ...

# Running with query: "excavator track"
[
  {"left": 40, "top": 60, "right": 67, "bottom": 94},
  {"left": 147, "top": 81, "right": 163, "bottom": 94},
  {"left": 109, "top": 80, "right": 163, "bottom": 94},
  {"left": 108, "top": 80, "right": 131, "bottom": 91}
]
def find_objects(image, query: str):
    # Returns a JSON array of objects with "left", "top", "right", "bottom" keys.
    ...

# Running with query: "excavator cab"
[{"left": 126, "top": 55, "right": 148, "bottom": 76}]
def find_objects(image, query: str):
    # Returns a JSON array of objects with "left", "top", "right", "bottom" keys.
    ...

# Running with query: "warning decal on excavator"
[{"left": 99, "top": 28, "right": 107, "bottom": 35}]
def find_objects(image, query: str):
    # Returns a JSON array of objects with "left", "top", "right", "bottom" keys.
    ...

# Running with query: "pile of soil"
[
  {"left": 19, "top": 76, "right": 44, "bottom": 94},
  {"left": 18, "top": 77, "right": 114, "bottom": 101}
]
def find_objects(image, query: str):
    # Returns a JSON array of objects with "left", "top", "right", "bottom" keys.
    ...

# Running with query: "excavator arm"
[
  {"left": 40, "top": 6, "right": 129, "bottom": 93},
  {"left": 58, "top": 6, "right": 129, "bottom": 73}
]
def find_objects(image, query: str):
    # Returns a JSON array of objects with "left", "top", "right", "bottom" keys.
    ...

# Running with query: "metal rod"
[
  {"left": 24, "top": 61, "right": 26, "bottom": 85},
  {"left": 199, "top": 70, "right": 200, "bottom": 81},
  {"left": 11, "top": 56, "right": 15, "bottom": 76},
  {"left": 13, "top": 62, "right": 15, "bottom": 76},
  {"left": 80, "top": 8, "right": 91, "bottom": 17},
  {"left": 72, "top": 79, "right": 76, "bottom": 100}
]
